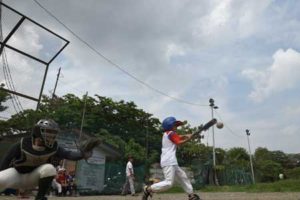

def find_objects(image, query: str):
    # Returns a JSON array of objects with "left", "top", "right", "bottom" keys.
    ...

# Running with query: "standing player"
[
  {"left": 142, "top": 117, "right": 201, "bottom": 200},
  {"left": 0, "top": 119, "right": 94, "bottom": 200},
  {"left": 121, "top": 156, "right": 136, "bottom": 196}
]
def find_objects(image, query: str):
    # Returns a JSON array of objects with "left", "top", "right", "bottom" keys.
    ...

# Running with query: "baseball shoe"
[
  {"left": 188, "top": 193, "right": 201, "bottom": 200},
  {"left": 35, "top": 197, "right": 47, "bottom": 200},
  {"left": 142, "top": 186, "right": 152, "bottom": 200}
]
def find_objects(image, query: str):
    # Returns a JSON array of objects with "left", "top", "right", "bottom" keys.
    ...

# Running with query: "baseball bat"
[{"left": 192, "top": 118, "right": 217, "bottom": 138}]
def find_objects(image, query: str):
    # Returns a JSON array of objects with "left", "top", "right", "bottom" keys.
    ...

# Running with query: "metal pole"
[
  {"left": 79, "top": 92, "right": 88, "bottom": 141},
  {"left": 52, "top": 67, "right": 61, "bottom": 99},
  {"left": 211, "top": 106, "right": 216, "bottom": 168},
  {"left": 209, "top": 98, "right": 216, "bottom": 168},
  {"left": 209, "top": 98, "right": 219, "bottom": 185},
  {"left": 146, "top": 119, "right": 149, "bottom": 159},
  {"left": 36, "top": 64, "right": 50, "bottom": 110},
  {"left": 246, "top": 129, "right": 255, "bottom": 184}
]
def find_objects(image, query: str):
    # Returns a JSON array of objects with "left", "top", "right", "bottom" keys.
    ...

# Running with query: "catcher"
[{"left": 0, "top": 119, "right": 101, "bottom": 200}]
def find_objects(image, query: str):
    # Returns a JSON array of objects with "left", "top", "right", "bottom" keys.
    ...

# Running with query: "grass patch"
[
  {"left": 200, "top": 179, "right": 300, "bottom": 192},
  {"left": 163, "top": 179, "right": 300, "bottom": 193}
]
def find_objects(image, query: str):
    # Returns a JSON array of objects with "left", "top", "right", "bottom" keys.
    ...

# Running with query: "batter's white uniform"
[{"left": 151, "top": 131, "right": 193, "bottom": 194}]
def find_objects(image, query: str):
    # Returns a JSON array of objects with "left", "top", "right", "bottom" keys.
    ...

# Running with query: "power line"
[
  {"left": 32, "top": 0, "right": 208, "bottom": 107},
  {"left": 1, "top": 50, "right": 24, "bottom": 112},
  {"left": 1, "top": 59, "right": 19, "bottom": 114},
  {"left": 0, "top": 2, "right": 24, "bottom": 114}
]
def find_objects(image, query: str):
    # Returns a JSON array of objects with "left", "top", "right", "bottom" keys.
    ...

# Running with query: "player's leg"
[
  {"left": 0, "top": 168, "right": 23, "bottom": 190},
  {"left": 121, "top": 176, "right": 130, "bottom": 195},
  {"left": 52, "top": 180, "right": 62, "bottom": 196},
  {"left": 128, "top": 176, "right": 135, "bottom": 195},
  {"left": 57, "top": 182, "right": 62, "bottom": 196},
  {"left": 150, "top": 165, "right": 175, "bottom": 192},
  {"left": 174, "top": 166, "right": 201, "bottom": 200},
  {"left": 142, "top": 166, "right": 175, "bottom": 200},
  {"left": 26, "top": 164, "right": 56, "bottom": 200}
]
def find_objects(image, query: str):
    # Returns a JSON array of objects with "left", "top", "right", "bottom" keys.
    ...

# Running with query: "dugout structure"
[
  {"left": 0, "top": 2, "right": 69, "bottom": 110},
  {"left": 55, "top": 129, "right": 146, "bottom": 195}
]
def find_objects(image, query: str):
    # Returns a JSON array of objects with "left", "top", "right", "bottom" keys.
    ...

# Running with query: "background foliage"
[{"left": 1, "top": 93, "right": 300, "bottom": 184}]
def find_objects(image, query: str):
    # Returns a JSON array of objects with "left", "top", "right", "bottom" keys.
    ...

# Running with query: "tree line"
[{"left": 0, "top": 89, "right": 299, "bottom": 183}]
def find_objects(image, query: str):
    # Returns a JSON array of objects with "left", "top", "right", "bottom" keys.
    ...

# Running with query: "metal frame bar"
[
  {"left": 0, "top": 16, "right": 25, "bottom": 55},
  {"left": 0, "top": 42, "right": 48, "bottom": 65},
  {"left": 48, "top": 41, "right": 69, "bottom": 64},
  {"left": 0, "top": 88, "right": 39, "bottom": 101},
  {"left": 36, "top": 63, "right": 50, "bottom": 109},
  {"left": 0, "top": 2, "right": 69, "bottom": 43},
  {"left": 0, "top": 2, "right": 69, "bottom": 110}
]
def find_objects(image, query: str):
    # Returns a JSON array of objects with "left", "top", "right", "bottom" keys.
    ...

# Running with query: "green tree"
[
  {"left": 38, "top": 93, "right": 162, "bottom": 146},
  {"left": 225, "top": 147, "right": 250, "bottom": 169},
  {"left": 284, "top": 167, "right": 300, "bottom": 179},
  {"left": 0, "top": 84, "right": 10, "bottom": 112},
  {"left": 177, "top": 142, "right": 212, "bottom": 167},
  {"left": 125, "top": 139, "right": 147, "bottom": 165},
  {"left": 256, "top": 160, "right": 283, "bottom": 182},
  {"left": 95, "top": 128, "right": 126, "bottom": 150},
  {"left": 254, "top": 147, "right": 287, "bottom": 182},
  {"left": 271, "top": 150, "right": 289, "bottom": 168},
  {"left": 254, "top": 147, "right": 272, "bottom": 162},
  {"left": 2, "top": 93, "right": 162, "bottom": 153}
]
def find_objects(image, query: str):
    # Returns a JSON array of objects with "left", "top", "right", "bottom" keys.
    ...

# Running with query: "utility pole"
[
  {"left": 79, "top": 92, "right": 88, "bottom": 141},
  {"left": 246, "top": 129, "right": 255, "bottom": 184},
  {"left": 209, "top": 98, "right": 219, "bottom": 185},
  {"left": 146, "top": 119, "right": 149, "bottom": 159},
  {"left": 209, "top": 98, "right": 218, "bottom": 168},
  {"left": 52, "top": 67, "right": 61, "bottom": 99}
]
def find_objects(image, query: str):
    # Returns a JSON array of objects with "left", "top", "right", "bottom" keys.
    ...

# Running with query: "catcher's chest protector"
[{"left": 14, "top": 137, "right": 58, "bottom": 169}]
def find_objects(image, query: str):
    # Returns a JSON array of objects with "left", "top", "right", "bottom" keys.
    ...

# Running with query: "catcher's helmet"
[
  {"left": 32, "top": 119, "right": 60, "bottom": 148},
  {"left": 162, "top": 116, "right": 183, "bottom": 131}
]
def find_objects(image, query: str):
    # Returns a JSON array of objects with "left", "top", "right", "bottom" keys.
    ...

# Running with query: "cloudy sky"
[{"left": 1, "top": 0, "right": 300, "bottom": 153}]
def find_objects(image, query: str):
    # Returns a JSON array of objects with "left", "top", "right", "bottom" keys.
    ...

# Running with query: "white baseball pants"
[
  {"left": 151, "top": 165, "right": 193, "bottom": 194},
  {"left": 122, "top": 176, "right": 135, "bottom": 195},
  {"left": 0, "top": 164, "right": 56, "bottom": 191},
  {"left": 51, "top": 179, "right": 62, "bottom": 193}
]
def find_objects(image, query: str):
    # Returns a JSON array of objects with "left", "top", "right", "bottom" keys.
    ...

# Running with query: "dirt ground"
[{"left": 1, "top": 193, "right": 300, "bottom": 200}]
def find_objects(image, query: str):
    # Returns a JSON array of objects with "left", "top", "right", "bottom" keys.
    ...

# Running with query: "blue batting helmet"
[{"left": 162, "top": 116, "right": 183, "bottom": 131}]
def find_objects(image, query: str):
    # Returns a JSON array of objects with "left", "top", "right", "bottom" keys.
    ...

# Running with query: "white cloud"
[
  {"left": 281, "top": 125, "right": 298, "bottom": 136},
  {"left": 166, "top": 43, "right": 185, "bottom": 61},
  {"left": 193, "top": 0, "right": 271, "bottom": 46},
  {"left": 283, "top": 105, "right": 300, "bottom": 117},
  {"left": 2, "top": 0, "right": 300, "bottom": 153},
  {"left": 242, "top": 48, "right": 300, "bottom": 102},
  {"left": 9, "top": 24, "right": 43, "bottom": 56}
]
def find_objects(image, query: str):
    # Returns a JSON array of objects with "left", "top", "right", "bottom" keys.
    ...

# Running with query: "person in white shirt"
[
  {"left": 142, "top": 117, "right": 201, "bottom": 200},
  {"left": 121, "top": 156, "right": 135, "bottom": 196}
]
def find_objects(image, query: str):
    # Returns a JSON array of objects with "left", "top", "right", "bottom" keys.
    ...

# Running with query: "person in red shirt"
[{"left": 56, "top": 168, "right": 67, "bottom": 196}]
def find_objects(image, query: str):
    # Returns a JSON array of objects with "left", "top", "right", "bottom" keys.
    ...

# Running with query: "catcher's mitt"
[{"left": 79, "top": 138, "right": 102, "bottom": 158}]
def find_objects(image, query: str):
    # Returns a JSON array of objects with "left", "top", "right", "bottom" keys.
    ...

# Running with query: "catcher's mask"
[
  {"left": 162, "top": 116, "right": 183, "bottom": 131},
  {"left": 32, "top": 119, "right": 60, "bottom": 148}
]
